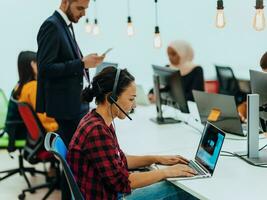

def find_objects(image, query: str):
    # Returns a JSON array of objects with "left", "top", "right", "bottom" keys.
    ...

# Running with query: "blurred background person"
[
  {"left": 5, "top": 51, "right": 58, "bottom": 176},
  {"left": 167, "top": 40, "right": 204, "bottom": 101},
  {"left": 148, "top": 40, "right": 204, "bottom": 103},
  {"left": 238, "top": 51, "right": 267, "bottom": 122},
  {"left": 13, "top": 51, "right": 58, "bottom": 133}
]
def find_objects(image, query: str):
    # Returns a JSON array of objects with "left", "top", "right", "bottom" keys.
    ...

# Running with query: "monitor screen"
[
  {"left": 152, "top": 65, "right": 189, "bottom": 113},
  {"left": 250, "top": 69, "right": 267, "bottom": 106},
  {"left": 195, "top": 122, "right": 225, "bottom": 174},
  {"left": 250, "top": 69, "right": 267, "bottom": 131}
]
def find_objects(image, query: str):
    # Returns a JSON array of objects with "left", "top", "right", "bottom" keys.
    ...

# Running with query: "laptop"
[
  {"left": 192, "top": 90, "right": 247, "bottom": 136},
  {"left": 136, "top": 85, "right": 150, "bottom": 106},
  {"left": 95, "top": 62, "right": 118, "bottom": 75},
  {"left": 155, "top": 122, "right": 225, "bottom": 181}
]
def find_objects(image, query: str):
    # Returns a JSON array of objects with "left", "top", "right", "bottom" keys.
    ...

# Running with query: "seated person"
[
  {"left": 5, "top": 51, "right": 58, "bottom": 176},
  {"left": 148, "top": 40, "right": 204, "bottom": 103},
  {"left": 67, "top": 67, "right": 197, "bottom": 200},
  {"left": 260, "top": 52, "right": 267, "bottom": 72},
  {"left": 238, "top": 51, "right": 267, "bottom": 122},
  {"left": 13, "top": 51, "right": 58, "bottom": 132}
]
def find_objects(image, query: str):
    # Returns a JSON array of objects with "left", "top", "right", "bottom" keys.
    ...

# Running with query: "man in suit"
[{"left": 36, "top": 0, "right": 104, "bottom": 146}]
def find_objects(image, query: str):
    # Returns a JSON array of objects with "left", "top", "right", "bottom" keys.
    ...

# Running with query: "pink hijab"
[{"left": 168, "top": 40, "right": 198, "bottom": 76}]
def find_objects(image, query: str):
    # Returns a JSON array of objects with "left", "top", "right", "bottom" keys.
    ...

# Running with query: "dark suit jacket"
[{"left": 36, "top": 11, "right": 88, "bottom": 120}]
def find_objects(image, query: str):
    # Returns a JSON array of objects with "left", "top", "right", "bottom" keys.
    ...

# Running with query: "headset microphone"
[
  {"left": 109, "top": 96, "right": 132, "bottom": 120},
  {"left": 108, "top": 68, "right": 133, "bottom": 120}
]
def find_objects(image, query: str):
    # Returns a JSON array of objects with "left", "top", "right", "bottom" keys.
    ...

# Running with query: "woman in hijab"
[{"left": 167, "top": 40, "right": 204, "bottom": 101}]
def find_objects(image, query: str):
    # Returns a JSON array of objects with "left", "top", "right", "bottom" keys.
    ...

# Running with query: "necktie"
[{"left": 68, "top": 23, "right": 90, "bottom": 84}]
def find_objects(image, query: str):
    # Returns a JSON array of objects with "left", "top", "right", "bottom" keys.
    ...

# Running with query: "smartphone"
[{"left": 102, "top": 48, "right": 113, "bottom": 56}]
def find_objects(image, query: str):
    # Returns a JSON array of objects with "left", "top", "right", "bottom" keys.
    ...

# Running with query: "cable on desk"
[
  {"left": 184, "top": 121, "right": 203, "bottom": 134},
  {"left": 220, "top": 150, "right": 238, "bottom": 157},
  {"left": 259, "top": 143, "right": 267, "bottom": 151},
  {"left": 224, "top": 133, "right": 266, "bottom": 141},
  {"left": 220, "top": 151, "right": 267, "bottom": 168}
]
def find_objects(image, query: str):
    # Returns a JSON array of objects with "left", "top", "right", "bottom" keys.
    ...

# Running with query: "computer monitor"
[
  {"left": 95, "top": 62, "right": 118, "bottom": 76},
  {"left": 250, "top": 69, "right": 267, "bottom": 131},
  {"left": 152, "top": 65, "right": 189, "bottom": 124}
]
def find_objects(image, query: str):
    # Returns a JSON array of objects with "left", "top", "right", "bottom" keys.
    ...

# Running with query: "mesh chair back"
[
  {"left": 0, "top": 88, "right": 8, "bottom": 130},
  {"left": 45, "top": 132, "right": 84, "bottom": 200},
  {"left": 17, "top": 102, "right": 44, "bottom": 142},
  {"left": 17, "top": 102, "right": 46, "bottom": 163},
  {"left": 215, "top": 65, "right": 240, "bottom": 95}
]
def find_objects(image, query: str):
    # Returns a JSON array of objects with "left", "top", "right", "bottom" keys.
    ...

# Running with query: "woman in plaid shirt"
[{"left": 67, "top": 67, "right": 197, "bottom": 200}]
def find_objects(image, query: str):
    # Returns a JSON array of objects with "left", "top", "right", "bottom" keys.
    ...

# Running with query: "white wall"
[{"left": 1, "top": 0, "right": 267, "bottom": 96}]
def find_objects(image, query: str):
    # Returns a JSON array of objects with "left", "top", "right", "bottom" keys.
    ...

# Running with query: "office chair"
[
  {"left": 44, "top": 132, "right": 84, "bottom": 200},
  {"left": 204, "top": 80, "right": 219, "bottom": 93},
  {"left": 215, "top": 65, "right": 247, "bottom": 104},
  {"left": 0, "top": 89, "right": 36, "bottom": 186},
  {"left": 0, "top": 88, "right": 8, "bottom": 131},
  {"left": 17, "top": 101, "right": 60, "bottom": 200}
]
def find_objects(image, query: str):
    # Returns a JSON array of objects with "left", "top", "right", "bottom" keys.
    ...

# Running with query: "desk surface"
[{"left": 115, "top": 105, "right": 267, "bottom": 200}]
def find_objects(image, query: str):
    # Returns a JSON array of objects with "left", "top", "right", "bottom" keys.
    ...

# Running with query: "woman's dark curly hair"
[{"left": 82, "top": 67, "right": 135, "bottom": 104}]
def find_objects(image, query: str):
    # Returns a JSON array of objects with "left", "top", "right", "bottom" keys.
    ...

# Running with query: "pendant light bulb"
[
  {"left": 253, "top": 0, "right": 266, "bottom": 31},
  {"left": 127, "top": 16, "right": 134, "bottom": 36},
  {"left": 154, "top": 26, "right": 162, "bottom": 49},
  {"left": 85, "top": 18, "right": 92, "bottom": 34},
  {"left": 92, "top": 19, "right": 100, "bottom": 36},
  {"left": 215, "top": 0, "right": 226, "bottom": 28}
]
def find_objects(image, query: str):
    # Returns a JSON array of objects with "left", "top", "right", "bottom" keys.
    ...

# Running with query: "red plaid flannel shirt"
[{"left": 67, "top": 109, "right": 131, "bottom": 200}]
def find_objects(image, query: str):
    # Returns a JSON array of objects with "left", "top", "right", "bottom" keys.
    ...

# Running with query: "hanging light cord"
[
  {"left": 94, "top": 0, "right": 98, "bottom": 21},
  {"left": 155, "top": 0, "right": 159, "bottom": 26},
  {"left": 127, "top": 0, "right": 131, "bottom": 17}
]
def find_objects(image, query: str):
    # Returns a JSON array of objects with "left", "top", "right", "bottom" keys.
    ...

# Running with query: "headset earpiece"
[
  {"left": 108, "top": 94, "right": 117, "bottom": 104},
  {"left": 108, "top": 68, "right": 132, "bottom": 120},
  {"left": 109, "top": 69, "right": 121, "bottom": 104}
]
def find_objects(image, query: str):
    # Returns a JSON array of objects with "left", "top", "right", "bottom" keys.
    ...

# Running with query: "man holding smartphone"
[
  {"left": 37, "top": 0, "right": 104, "bottom": 199},
  {"left": 36, "top": 0, "right": 104, "bottom": 146}
]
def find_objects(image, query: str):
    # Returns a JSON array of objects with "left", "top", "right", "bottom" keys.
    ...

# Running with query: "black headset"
[
  {"left": 108, "top": 68, "right": 132, "bottom": 120},
  {"left": 108, "top": 68, "right": 121, "bottom": 104}
]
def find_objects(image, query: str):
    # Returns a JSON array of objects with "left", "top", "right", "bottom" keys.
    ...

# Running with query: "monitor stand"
[
  {"left": 150, "top": 117, "right": 181, "bottom": 124},
  {"left": 152, "top": 75, "right": 182, "bottom": 124},
  {"left": 236, "top": 149, "right": 267, "bottom": 165},
  {"left": 235, "top": 94, "right": 267, "bottom": 166}
]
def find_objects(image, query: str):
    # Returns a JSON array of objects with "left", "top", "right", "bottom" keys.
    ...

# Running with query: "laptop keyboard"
[{"left": 189, "top": 160, "right": 206, "bottom": 175}]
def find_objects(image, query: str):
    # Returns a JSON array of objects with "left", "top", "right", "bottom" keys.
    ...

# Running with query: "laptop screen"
[{"left": 195, "top": 122, "right": 225, "bottom": 175}]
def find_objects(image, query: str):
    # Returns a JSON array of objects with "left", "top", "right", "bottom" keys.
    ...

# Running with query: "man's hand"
[{"left": 83, "top": 53, "right": 105, "bottom": 69}]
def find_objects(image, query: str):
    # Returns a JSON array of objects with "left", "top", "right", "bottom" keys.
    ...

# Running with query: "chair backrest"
[
  {"left": 2, "top": 95, "right": 27, "bottom": 152},
  {"left": 17, "top": 101, "right": 46, "bottom": 162},
  {"left": 204, "top": 80, "right": 219, "bottom": 94},
  {"left": 0, "top": 88, "right": 8, "bottom": 130},
  {"left": 215, "top": 65, "right": 240, "bottom": 95},
  {"left": 44, "top": 132, "right": 84, "bottom": 200}
]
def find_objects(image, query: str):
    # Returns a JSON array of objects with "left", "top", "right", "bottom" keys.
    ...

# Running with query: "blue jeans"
[{"left": 118, "top": 181, "right": 198, "bottom": 200}]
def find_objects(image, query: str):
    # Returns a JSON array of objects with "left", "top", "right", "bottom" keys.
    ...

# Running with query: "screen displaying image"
[{"left": 196, "top": 126, "right": 224, "bottom": 172}]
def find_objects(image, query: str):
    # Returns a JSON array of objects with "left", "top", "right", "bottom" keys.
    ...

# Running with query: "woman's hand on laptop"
[
  {"left": 155, "top": 155, "right": 189, "bottom": 165},
  {"left": 162, "top": 164, "right": 197, "bottom": 178}
]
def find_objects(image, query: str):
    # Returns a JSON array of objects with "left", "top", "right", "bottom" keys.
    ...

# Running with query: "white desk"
[{"left": 115, "top": 105, "right": 267, "bottom": 200}]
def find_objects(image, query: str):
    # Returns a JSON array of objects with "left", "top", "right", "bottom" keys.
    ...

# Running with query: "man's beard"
[{"left": 66, "top": 7, "right": 76, "bottom": 23}]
